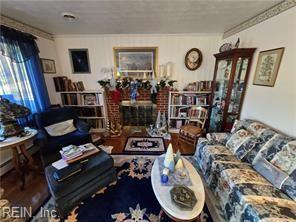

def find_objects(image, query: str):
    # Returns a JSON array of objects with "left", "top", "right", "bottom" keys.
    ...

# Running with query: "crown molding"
[
  {"left": 0, "top": 15, "right": 54, "bottom": 41},
  {"left": 223, "top": 0, "right": 296, "bottom": 39}
]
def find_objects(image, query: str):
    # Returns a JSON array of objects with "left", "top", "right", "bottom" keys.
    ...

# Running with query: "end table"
[{"left": 0, "top": 128, "right": 38, "bottom": 190}]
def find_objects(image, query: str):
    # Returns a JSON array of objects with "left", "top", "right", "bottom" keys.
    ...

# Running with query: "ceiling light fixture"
[{"left": 61, "top": 12, "right": 77, "bottom": 22}]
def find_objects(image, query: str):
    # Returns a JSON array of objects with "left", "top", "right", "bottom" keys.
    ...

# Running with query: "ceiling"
[{"left": 0, "top": 0, "right": 281, "bottom": 35}]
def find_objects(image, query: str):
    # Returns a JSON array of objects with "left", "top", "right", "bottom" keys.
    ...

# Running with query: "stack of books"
[
  {"left": 60, "top": 143, "right": 97, "bottom": 161},
  {"left": 53, "top": 76, "right": 85, "bottom": 92}
]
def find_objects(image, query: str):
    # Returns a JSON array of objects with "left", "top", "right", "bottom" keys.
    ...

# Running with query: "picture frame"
[
  {"left": 69, "top": 49, "right": 91, "bottom": 74},
  {"left": 253, "top": 47, "right": 284, "bottom": 87},
  {"left": 185, "top": 48, "right": 202, "bottom": 71},
  {"left": 40, "top": 58, "right": 56, "bottom": 73},
  {"left": 113, "top": 47, "right": 158, "bottom": 79}
]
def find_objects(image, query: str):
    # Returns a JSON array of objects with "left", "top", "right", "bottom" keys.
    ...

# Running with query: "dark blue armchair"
[{"left": 34, "top": 107, "right": 92, "bottom": 167}]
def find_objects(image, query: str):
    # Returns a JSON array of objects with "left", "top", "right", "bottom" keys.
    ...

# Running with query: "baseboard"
[{"left": 0, "top": 145, "right": 40, "bottom": 176}]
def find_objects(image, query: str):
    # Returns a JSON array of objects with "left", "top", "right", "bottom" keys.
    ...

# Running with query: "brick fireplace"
[{"left": 104, "top": 87, "right": 170, "bottom": 124}]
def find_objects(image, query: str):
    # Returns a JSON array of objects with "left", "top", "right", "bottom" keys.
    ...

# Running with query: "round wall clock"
[{"left": 185, "top": 48, "right": 202, "bottom": 71}]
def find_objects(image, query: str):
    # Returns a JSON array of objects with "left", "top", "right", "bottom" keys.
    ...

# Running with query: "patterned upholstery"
[{"left": 194, "top": 119, "right": 296, "bottom": 221}]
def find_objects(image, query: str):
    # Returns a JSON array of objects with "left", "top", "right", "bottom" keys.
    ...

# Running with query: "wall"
[
  {"left": 222, "top": 7, "right": 296, "bottom": 137},
  {"left": 36, "top": 37, "right": 62, "bottom": 104},
  {"left": 52, "top": 34, "right": 220, "bottom": 101}
]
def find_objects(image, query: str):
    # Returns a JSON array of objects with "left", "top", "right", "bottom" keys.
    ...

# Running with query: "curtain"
[{"left": 0, "top": 25, "right": 50, "bottom": 113}]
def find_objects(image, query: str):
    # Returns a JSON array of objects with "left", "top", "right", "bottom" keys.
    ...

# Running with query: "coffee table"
[{"left": 151, "top": 155, "right": 205, "bottom": 221}]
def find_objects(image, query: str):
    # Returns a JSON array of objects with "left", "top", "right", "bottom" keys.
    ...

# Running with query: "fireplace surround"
[{"left": 104, "top": 88, "right": 170, "bottom": 125}]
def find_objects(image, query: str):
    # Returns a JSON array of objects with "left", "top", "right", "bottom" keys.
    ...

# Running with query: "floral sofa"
[{"left": 194, "top": 119, "right": 296, "bottom": 222}]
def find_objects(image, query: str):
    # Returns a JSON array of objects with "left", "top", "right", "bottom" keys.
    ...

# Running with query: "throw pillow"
[
  {"left": 45, "top": 119, "right": 77, "bottom": 137},
  {"left": 282, "top": 173, "right": 296, "bottom": 201},
  {"left": 226, "top": 129, "right": 258, "bottom": 159},
  {"left": 270, "top": 141, "right": 296, "bottom": 175},
  {"left": 253, "top": 156, "right": 289, "bottom": 189},
  {"left": 247, "top": 121, "right": 268, "bottom": 138},
  {"left": 230, "top": 119, "right": 244, "bottom": 133},
  {"left": 206, "top": 132, "right": 231, "bottom": 145}
]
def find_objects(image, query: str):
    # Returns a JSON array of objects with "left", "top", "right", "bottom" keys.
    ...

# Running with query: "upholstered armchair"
[{"left": 34, "top": 107, "right": 92, "bottom": 167}]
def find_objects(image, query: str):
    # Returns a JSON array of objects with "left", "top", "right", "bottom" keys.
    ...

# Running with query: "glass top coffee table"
[{"left": 151, "top": 155, "right": 205, "bottom": 221}]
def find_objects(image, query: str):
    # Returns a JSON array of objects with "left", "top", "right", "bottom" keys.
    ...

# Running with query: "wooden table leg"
[
  {"left": 11, "top": 146, "right": 25, "bottom": 190},
  {"left": 19, "top": 144, "right": 34, "bottom": 167}
]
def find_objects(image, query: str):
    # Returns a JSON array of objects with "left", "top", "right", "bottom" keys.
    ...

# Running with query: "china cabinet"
[{"left": 209, "top": 48, "right": 256, "bottom": 132}]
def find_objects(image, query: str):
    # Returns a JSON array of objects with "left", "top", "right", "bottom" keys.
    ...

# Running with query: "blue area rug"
[{"left": 32, "top": 156, "right": 213, "bottom": 222}]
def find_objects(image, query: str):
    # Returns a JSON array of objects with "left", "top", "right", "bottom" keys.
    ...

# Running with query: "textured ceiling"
[{"left": 0, "top": 0, "right": 281, "bottom": 35}]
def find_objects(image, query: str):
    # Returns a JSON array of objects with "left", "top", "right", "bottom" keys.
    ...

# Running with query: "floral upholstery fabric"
[
  {"left": 206, "top": 132, "right": 231, "bottom": 145},
  {"left": 194, "top": 119, "right": 296, "bottom": 221},
  {"left": 270, "top": 141, "right": 296, "bottom": 175},
  {"left": 253, "top": 157, "right": 289, "bottom": 189},
  {"left": 226, "top": 129, "right": 259, "bottom": 159}
]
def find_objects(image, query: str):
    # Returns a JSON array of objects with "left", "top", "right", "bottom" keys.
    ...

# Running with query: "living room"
[{"left": 0, "top": 1, "right": 295, "bottom": 221}]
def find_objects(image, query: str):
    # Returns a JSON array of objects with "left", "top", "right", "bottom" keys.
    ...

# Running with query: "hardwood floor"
[
  {"left": 0, "top": 154, "right": 49, "bottom": 218},
  {"left": 0, "top": 130, "right": 196, "bottom": 220}
]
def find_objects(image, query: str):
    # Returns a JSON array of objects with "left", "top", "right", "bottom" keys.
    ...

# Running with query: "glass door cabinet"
[{"left": 209, "top": 48, "right": 256, "bottom": 132}]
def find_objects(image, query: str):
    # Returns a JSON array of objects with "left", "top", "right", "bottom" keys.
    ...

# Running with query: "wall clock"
[{"left": 185, "top": 48, "right": 202, "bottom": 71}]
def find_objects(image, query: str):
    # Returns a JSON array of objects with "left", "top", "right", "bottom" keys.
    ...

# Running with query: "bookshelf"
[
  {"left": 168, "top": 91, "right": 212, "bottom": 133},
  {"left": 60, "top": 91, "right": 107, "bottom": 132}
]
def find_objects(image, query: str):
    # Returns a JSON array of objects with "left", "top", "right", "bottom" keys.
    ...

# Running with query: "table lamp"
[{"left": 0, "top": 97, "right": 31, "bottom": 138}]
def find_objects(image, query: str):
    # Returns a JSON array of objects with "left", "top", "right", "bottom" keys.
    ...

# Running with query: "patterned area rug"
[
  {"left": 123, "top": 137, "right": 166, "bottom": 155},
  {"left": 32, "top": 156, "right": 213, "bottom": 222}
]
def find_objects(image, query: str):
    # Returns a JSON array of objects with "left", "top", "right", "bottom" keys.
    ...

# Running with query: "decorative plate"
[
  {"left": 170, "top": 185, "right": 197, "bottom": 210},
  {"left": 219, "top": 43, "right": 232, "bottom": 52},
  {"left": 185, "top": 48, "right": 202, "bottom": 71}
]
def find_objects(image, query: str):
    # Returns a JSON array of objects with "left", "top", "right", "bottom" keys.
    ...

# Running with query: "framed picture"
[
  {"left": 40, "top": 58, "right": 56, "bottom": 73},
  {"left": 253, "top": 48, "right": 284, "bottom": 87},
  {"left": 113, "top": 47, "right": 158, "bottom": 79},
  {"left": 185, "top": 48, "right": 202, "bottom": 71},
  {"left": 69, "top": 49, "right": 91, "bottom": 74}
]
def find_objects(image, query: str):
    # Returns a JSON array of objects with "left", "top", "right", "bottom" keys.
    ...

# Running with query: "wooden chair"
[{"left": 178, "top": 107, "right": 208, "bottom": 148}]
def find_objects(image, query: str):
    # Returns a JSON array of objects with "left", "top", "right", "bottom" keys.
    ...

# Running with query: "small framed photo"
[
  {"left": 69, "top": 49, "right": 91, "bottom": 74},
  {"left": 253, "top": 48, "right": 284, "bottom": 87},
  {"left": 40, "top": 58, "right": 56, "bottom": 73}
]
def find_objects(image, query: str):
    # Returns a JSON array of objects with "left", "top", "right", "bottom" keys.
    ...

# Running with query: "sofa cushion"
[
  {"left": 207, "top": 161, "right": 251, "bottom": 192},
  {"left": 215, "top": 167, "right": 296, "bottom": 221},
  {"left": 200, "top": 144, "right": 237, "bottom": 174},
  {"left": 226, "top": 129, "right": 258, "bottom": 160},
  {"left": 240, "top": 196, "right": 296, "bottom": 222}
]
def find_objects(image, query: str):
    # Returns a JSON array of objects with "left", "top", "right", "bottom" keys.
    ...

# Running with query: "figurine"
[{"left": 164, "top": 143, "right": 174, "bottom": 172}]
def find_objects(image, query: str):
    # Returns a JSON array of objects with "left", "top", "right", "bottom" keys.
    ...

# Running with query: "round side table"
[{"left": 0, "top": 128, "right": 38, "bottom": 190}]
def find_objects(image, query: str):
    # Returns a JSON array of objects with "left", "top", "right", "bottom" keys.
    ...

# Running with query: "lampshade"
[{"left": 0, "top": 97, "right": 31, "bottom": 137}]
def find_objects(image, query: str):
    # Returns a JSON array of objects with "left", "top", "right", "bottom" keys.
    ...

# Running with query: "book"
[
  {"left": 53, "top": 163, "right": 82, "bottom": 182},
  {"left": 60, "top": 145, "right": 83, "bottom": 160}
]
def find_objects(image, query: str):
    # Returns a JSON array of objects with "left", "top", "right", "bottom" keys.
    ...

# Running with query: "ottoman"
[{"left": 45, "top": 149, "right": 117, "bottom": 218}]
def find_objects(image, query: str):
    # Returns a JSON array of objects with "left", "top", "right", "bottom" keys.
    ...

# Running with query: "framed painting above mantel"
[{"left": 113, "top": 47, "right": 158, "bottom": 79}]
